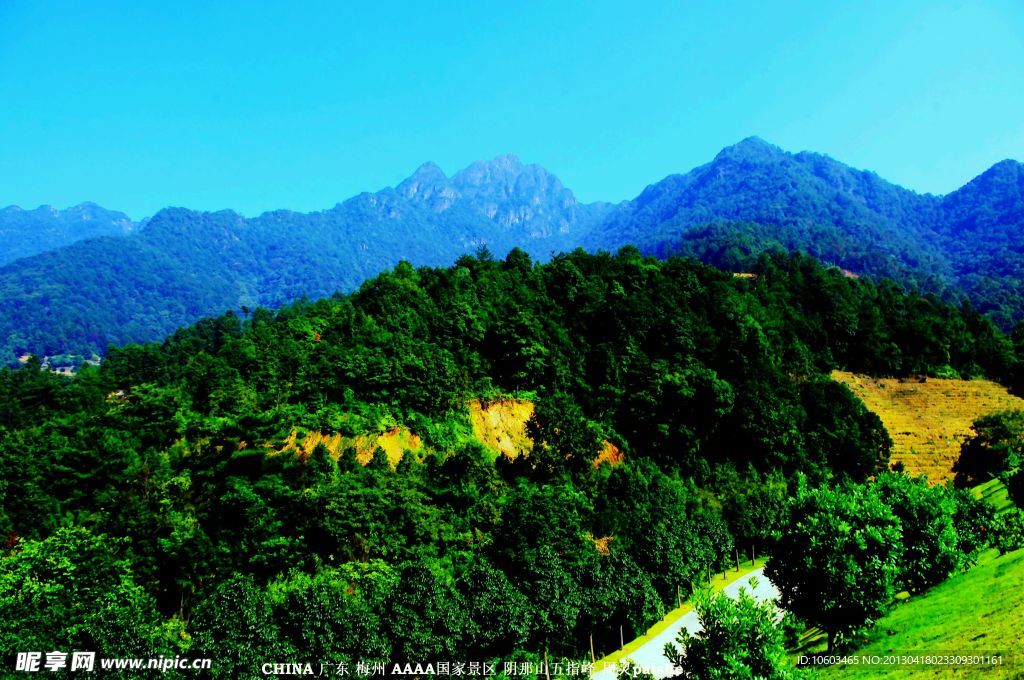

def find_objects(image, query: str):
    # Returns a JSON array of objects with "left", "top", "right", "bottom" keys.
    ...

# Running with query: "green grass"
[
  {"left": 594, "top": 558, "right": 768, "bottom": 670},
  {"left": 973, "top": 478, "right": 1015, "bottom": 515},
  {"left": 811, "top": 548, "right": 1024, "bottom": 678}
]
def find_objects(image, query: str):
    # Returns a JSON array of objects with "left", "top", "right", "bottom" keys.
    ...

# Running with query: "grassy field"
[
  {"left": 811, "top": 549, "right": 1024, "bottom": 679},
  {"left": 831, "top": 371, "right": 1024, "bottom": 484}
]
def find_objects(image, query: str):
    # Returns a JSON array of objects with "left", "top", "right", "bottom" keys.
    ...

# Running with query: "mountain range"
[{"left": 1, "top": 138, "right": 1022, "bottom": 362}]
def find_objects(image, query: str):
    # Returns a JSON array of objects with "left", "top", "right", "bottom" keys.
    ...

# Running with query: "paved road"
[{"left": 591, "top": 568, "right": 780, "bottom": 679}]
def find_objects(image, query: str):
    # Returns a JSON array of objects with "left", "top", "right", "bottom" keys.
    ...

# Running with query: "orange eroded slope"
[
  {"left": 467, "top": 398, "right": 535, "bottom": 460},
  {"left": 467, "top": 398, "right": 624, "bottom": 468},
  {"left": 271, "top": 427, "right": 422, "bottom": 468}
]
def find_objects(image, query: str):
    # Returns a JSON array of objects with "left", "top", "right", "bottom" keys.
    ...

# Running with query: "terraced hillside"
[{"left": 831, "top": 371, "right": 1024, "bottom": 484}]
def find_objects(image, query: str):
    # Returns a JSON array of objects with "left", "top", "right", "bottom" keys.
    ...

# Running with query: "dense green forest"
[{"left": 1, "top": 248, "right": 1021, "bottom": 675}]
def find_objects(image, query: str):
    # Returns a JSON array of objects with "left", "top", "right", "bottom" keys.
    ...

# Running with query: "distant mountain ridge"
[
  {"left": 1, "top": 141, "right": 1022, "bottom": 361},
  {"left": 0, "top": 155, "right": 608, "bottom": 360},
  {"left": 400, "top": 154, "right": 612, "bottom": 240},
  {"left": 0, "top": 202, "right": 134, "bottom": 265}
]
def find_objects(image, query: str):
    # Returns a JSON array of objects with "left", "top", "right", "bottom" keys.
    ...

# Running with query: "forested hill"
[
  {"left": 0, "top": 202, "right": 134, "bottom": 266},
  {"left": 586, "top": 137, "right": 941, "bottom": 281},
  {"left": 936, "top": 159, "right": 1024, "bottom": 328},
  {"left": 3, "top": 139, "right": 1023, "bottom": 362},
  {"left": 0, "top": 250, "right": 1017, "bottom": 671}
]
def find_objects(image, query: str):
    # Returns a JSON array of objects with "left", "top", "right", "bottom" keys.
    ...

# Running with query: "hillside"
[
  {"left": 586, "top": 138, "right": 945, "bottom": 292},
  {"left": 588, "top": 138, "right": 1024, "bottom": 328},
  {"left": 3, "top": 251, "right": 1016, "bottom": 673},
  {"left": 467, "top": 398, "right": 535, "bottom": 460},
  {"left": 4, "top": 139, "right": 1024, "bottom": 362},
  {"left": 812, "top": 549, "right": 1024, "bottom": 679},
  {"left": 831, "top": 371, "right": 1024, "bottom": 484},
  {"left": 937, "top": 159, "right": 1024, "bottom": 330}
]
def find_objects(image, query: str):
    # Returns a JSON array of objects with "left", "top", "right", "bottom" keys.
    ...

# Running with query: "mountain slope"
[
  {"left": 585, "top": 139, "right": 1024, "bottom": 327},
  {"left": 937, "top": 159, "right": 1024, "bottom": 329},
  {"left": 0, "top": 156, "right": 604, "bottom": 359},
  {"left": 830, "top": 371, "right": 1024, "bottom": 484},
  {"left": 0, "top": 202, "right": 134, "bottom": 266},
  {"left": 813, "top": 548, "right": 1024, "bottom": 679},
  {"left": 4, "top": 249, "right": 1010, "bottom": 668}
]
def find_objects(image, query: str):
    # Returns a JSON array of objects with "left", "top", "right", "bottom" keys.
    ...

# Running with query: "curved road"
[{"left": 591, "top": 568, "right": 780, "bottom": 679}]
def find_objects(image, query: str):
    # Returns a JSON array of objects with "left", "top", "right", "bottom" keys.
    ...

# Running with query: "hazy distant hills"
[
  {"left": 1, "top": 139, "right": 1022, "bottom": 361},
  {"left": 0, "top": 202, "right": 134, "bottom": 266}
]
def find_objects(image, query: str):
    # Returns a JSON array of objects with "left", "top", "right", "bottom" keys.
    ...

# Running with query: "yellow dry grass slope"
[
  {"left": 467, "top": 398, "right": 535, "bottom": 460},
  {"left": 832, "top": 370, "right": 1024, "bottom": 484}
]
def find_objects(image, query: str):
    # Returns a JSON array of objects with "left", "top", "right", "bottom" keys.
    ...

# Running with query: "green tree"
[
  {"left": 800, "top": 379, "right": 891, "bottom": 481},
  {"left": 190, "top": 575, "right": 293, "bottom": 675},
  {"left": 990, "top": 510, "right": 1024, "bottom": 554},
  {"left": 765, "top": 484, "right": 902, "bottom": 650},
  {"left": 949, "top": 486, "right": 995, "bottom": 563},
  {"left": 459, "top": 561, "right": 533, "bottom": 656},
  {"left": 0, "top": 527, "right": 176, "bottom": 656},
  {"left": 267, "top": 568, "right": 391, "bottom": 663},
  {"left": 1007, "top": 468, "right": 1024, "bottom": 509},
  {"left": 524, "top": 391, "right": 603, "bottom": 478},
  {"left": 954, "top": 410, "right": 1024, "bottom": 486},
  {"left": 664, "top": 583, "right": 796, "bottom": 680},
  {"left": 384, "top": 563, "right": 471, "bottom": 661},
  {"left": 719, "top": 469, "right": 789, "bottom": 554},
  {"left": 596, "top": 461, "right": 732, "bottom": 603},
  {"left": 585, "top": 550, "right": 663, "bottom": 656},
  {"left": 872, "top": 472, "right": 962, "bottom": 592}
]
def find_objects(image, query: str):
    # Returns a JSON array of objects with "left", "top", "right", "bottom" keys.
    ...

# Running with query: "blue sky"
[{"left": 0, "top": 0, "right": 1021, "bottom": 218}]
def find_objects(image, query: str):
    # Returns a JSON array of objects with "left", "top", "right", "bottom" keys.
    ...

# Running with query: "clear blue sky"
[{"left": 1, "top": 0, "right": 1022, "bottom": 218}]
